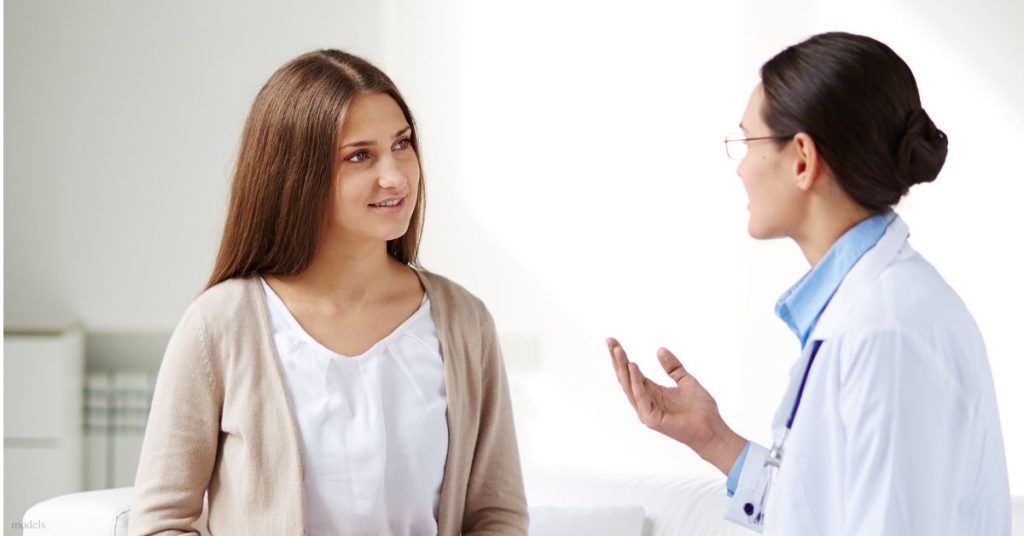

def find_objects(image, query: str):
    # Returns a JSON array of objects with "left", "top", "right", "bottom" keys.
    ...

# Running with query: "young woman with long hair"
[{"left": 131, "top": 49, "right": 528, "bottom": 535}]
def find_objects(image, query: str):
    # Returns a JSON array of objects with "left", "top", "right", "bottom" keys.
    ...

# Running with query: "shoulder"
[
  {"left": 846, "top": 244, "right": 977, "bottom": 337},
  {"left": 178, "top": 276, "right": 266, "bottom": 343},
  {"left": 416, "top": 269, "right": 492, "bottom": 323},
  {"left": 194, "top": 275, "right": 261, "bottom": 309},
  {"left": 830, "top": 246, "right": 986, "bottom": 392},
  {"left": 415, "top": 268, "right": 505, "bottom": 364}
]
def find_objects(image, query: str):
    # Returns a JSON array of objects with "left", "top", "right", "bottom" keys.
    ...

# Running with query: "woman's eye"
[
  {"left": 346, "top": 151, "right": 369, "bottom": 163},
  {"left": 393, "top": 138, "right": 412, "bottom": 151}
]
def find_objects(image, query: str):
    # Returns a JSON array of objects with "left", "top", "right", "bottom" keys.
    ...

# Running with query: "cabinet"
[{"left": 4, "top": 323, "right": 84, "bottom": 536}]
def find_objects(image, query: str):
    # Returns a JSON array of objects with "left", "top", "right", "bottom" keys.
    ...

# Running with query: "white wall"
[
  {"left": 5, "top": 0, "right": 1023, "bottom": 494},
  {"left": 4, "top": 0, "right": 389, "bottom": 328}
]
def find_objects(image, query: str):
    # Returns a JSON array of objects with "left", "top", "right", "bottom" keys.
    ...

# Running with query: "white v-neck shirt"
[{"left": 259, "top": 277, "right": 449, "bottom": 536}]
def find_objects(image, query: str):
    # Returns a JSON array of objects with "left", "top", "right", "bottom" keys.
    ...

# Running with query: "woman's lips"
[{"left": 369, "top": 196, "right": 406, "bottom": 213}]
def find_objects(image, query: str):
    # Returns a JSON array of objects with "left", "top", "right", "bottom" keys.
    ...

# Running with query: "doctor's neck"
[{"left": 792, "top": 190, "right": 874, "bottom": 268}]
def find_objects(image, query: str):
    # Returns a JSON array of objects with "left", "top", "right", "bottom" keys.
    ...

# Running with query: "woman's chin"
[
  {"left": 747, "top": 219, "right": 784, "bottom": 241},
  {"left": 380, "top": 223, "right": 412, "bottom": 242},
  {"left": 747, "top": 220, "right": 767, "bottom": 240}
]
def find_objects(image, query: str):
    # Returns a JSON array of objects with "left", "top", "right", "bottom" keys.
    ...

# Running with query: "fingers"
[
  {"left": 657, "top": 347, "right": 691, "bottom": 385},
  {"left": 607, "top": 338, "right": 638, "bottom": 410},
  {"left": 628, "top": 362, "right": 654, "bottom": 424}
]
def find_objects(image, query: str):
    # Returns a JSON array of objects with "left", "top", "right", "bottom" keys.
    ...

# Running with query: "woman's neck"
[
  {"left": 794, "top": 199, "right": 873, "bottom": 267},
  {"left": 270, "top": 238, "right": 404, "bottom": 310}
]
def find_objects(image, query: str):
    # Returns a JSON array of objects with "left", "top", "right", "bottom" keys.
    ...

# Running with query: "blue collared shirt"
[
  {"left": 774, "top": 210, "right": 897, "bottom": 348},
  {"left": 726, "top": 210, "right": 896, "bottom": 497}
]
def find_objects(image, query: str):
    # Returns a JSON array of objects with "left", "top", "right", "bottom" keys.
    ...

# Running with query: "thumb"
[{"left": 657, "top": 347, "right": 691, "bottom": 385}]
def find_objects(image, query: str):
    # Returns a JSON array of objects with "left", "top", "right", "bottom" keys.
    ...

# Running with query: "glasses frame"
[{"left": 724, "top": 132, "right": 795, "bottom": 160}]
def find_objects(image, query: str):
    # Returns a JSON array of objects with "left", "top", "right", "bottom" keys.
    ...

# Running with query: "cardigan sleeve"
[
  {"left": 460, "top": 309, "right": 530, "bottom": 535},
  {"left": 129, "top": 303, "right": 223, "bottom": 535}
]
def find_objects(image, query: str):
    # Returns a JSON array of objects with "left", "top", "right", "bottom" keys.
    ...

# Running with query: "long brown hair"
[{"left": 206, "top": 50, "right": 425, "bottom": 290}]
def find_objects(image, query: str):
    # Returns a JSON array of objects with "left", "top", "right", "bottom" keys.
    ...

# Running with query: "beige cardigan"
[{"left": 129, "top": 270, "right": 528, "bottom": 535}]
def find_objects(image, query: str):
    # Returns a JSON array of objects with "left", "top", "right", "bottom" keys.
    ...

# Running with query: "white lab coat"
[{"left": 725, "top": 215, "right": 1012, "bottom": 535}]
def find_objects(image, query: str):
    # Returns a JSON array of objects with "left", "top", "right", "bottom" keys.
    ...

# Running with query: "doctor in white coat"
[{"left": 608, "top": 32, "right": 1011, "bottom": 535}]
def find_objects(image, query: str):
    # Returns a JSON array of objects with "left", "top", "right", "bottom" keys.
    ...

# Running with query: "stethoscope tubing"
[{"left": 748, "top": 339, "right": 825, "bottom": 524}]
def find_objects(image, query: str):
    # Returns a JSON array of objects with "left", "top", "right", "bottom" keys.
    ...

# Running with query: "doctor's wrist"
[{"left": 698, "top": 424, "right": 747, "bottom": 476}]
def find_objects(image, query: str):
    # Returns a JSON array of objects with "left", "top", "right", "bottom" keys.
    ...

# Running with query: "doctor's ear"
[{"left": 791, "top": 132, "right": 822, "bottom": 192}]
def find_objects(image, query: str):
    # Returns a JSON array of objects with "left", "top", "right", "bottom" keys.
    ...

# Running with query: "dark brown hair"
[
  {"left": 206, "top": 50, "right": 425, "bottom": 290},
  {"left": 760, "top": 32, "right": 948, "bottom": 211}
]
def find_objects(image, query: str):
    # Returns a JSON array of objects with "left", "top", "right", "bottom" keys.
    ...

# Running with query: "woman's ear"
[{"left": 791, "top": 132, "right": 820, "bottom": 192}]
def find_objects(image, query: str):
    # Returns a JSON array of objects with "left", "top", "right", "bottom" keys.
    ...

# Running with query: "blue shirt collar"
[{"left": 775, "top": 211, "right": 897, "bottom": 347}]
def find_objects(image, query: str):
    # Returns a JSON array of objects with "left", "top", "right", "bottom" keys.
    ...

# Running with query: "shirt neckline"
[
  {"left": 775, "top": 210, "right": 896, "bottom": 347},
  {"left": 259, "top": 275, "right": 430, "bottom": 360}
]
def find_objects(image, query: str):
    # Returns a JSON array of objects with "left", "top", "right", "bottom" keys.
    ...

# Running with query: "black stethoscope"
[{"left": 745, "top": 339, "right": 824, "bottom": 525}]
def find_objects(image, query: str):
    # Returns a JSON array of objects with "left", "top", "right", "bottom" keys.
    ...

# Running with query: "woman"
[
  {"left": 131, "top": 50, "right": 528, "bottom": 535},
  {"left": 608, "top": 32, "right": 1010, "bottom": 534}
]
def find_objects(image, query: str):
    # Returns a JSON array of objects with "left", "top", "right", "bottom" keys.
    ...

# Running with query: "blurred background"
[{"left": 4, "top": 0, "right": 1023, "bottom": 532}]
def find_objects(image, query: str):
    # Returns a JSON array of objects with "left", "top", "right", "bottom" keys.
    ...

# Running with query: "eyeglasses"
[{"left": 724, "top": 132, "right": 794, "bottom": 160}]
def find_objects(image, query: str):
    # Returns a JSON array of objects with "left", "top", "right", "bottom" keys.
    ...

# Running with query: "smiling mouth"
[{"left": 369, "top": 196, "right": 405, "bottom": 208}]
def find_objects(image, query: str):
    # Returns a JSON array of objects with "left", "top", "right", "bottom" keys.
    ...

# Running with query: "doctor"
[{"left": 608, "top": 32, "right": 1011, "bottom": 534}]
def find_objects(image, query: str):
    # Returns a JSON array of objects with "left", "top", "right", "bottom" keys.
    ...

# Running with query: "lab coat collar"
[{"left": 808, "top": 214, "right": 910, "bottom": 342}]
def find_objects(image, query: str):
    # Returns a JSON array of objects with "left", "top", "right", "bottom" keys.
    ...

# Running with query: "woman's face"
[
  {"left": 736, "top": 84, "right": 805, "bottom": 240},
  {"left": 329, "top": 92, "right": 420, "bottom": 246}
]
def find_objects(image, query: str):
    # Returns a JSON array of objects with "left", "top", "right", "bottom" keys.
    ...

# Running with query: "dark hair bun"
[{"left": 897, "top": 108, "right": 948, "bottom": 187}]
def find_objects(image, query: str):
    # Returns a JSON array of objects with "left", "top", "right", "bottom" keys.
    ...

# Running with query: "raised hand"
[{"left": 606, "top": 338, "right": 746, "bottom": 475}]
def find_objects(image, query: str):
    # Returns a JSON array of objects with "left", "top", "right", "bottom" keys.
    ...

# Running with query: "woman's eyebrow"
[{"left": 340, "top": 126, "right": 411, "bottom": 149}]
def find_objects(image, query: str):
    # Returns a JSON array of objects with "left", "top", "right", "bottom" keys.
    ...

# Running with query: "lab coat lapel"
[
  {"left": 810, "top": 215, "right": 910, "bottom": 341},
  {"left": 771, "top": 215, "right": 909, "bottom": 440}
]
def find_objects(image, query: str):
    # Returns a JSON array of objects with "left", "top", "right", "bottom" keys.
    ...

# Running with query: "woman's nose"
[{"left": 377, "top": 156, "right": 407, "bottom": 189}]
